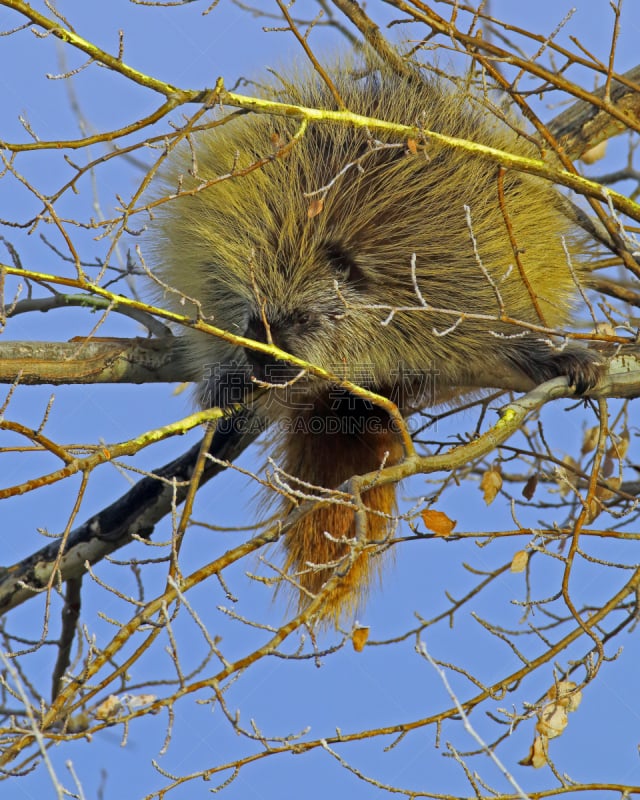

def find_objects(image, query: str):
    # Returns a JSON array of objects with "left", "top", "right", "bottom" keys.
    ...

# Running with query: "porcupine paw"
[
  {"left": 555, "top": 349, "right": 603, "bottom": 395},
  {"left": 522, "top": 345, "right": 603, "bottom": 395}
]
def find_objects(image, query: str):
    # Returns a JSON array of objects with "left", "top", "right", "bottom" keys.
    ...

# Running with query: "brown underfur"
[{"left": 279, "top": 396, "right": 404, "bottom": 625}]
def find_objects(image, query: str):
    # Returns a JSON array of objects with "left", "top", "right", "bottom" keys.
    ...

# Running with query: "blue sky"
[{"left": 1, "top": 2, "right": 639, "bottom": 799}]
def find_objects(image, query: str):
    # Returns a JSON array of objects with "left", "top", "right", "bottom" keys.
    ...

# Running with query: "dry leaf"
[
  {"left": 95, "top": 692, "right": 157, "bottom": 722},
  {"left": 547, "top": 680, "right": 582, "bottom": 712},
  {"left": 510, "top": 550, "right": 529, "bottom": 573},
  {"left": 307, "top": 197, "right": 324, "bottom": 218},
  {"left": 480, "top": 467, "right": 502, "bottom": 505},
  {"left": 602, "top": 454, "right": 614, "bottom": 478},
  {"left": 558, "top": 455, "right": 579, "bottom": 497},
  {"left": 125, "top": 693, "right": 157, "bottom": 710},
  {"left": 96, "top": 694, "right": 122, "bottom": 722},
  {"left": 406, "top": 137, "right": 418, "bottom": 154},
  {"left": 351, "top": 626, "right": 370, "bottom": 652},
  {"left": 536, "top": 704, "right": 568, "bottom": 739},
  {"left": 595, "top": 475, "right": 621, "bottom": 503},
  {"left": 581, "top": 141, "right": 607, "bottom": 164},
  {"left": 581, "top": 426, "right": 599, "bottom": 455},
  {"left": 421, "top": 509, "right": 456, "bottom": 538},
  {"left": 523, "top": 680, "right": 581, "bottom": 769},
  {"left": 604, "top": 431, "right": 629, "bottom": 467},
  {"left": 614, "top": 428, "right": 630, "bottom": 460},
  {"left": 522, "top": 473, "right": 538, "bottom": 500},
  {"left": 520, "top": 736, "right": 548, "bottom": 768}
]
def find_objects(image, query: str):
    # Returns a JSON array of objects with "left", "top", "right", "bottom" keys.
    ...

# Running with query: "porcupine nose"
[{"left": 243, "top": 314, "right": 303, "bottom": 383}]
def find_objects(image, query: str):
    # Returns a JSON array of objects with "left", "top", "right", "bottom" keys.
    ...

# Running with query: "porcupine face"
[{"left": 151, "top": 59, "right": 591, "bottom": 410}]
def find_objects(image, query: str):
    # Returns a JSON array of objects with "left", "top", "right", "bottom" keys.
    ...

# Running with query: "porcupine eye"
[{"left": 325, "top": 241, "right": 365, "bottom": 285}]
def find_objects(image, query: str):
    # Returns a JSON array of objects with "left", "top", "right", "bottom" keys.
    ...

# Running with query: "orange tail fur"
[{"left": 279, "top": 394, "right": 404, "bottom": 626}]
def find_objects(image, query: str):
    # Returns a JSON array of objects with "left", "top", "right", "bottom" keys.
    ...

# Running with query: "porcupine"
[{"left": 149, "top": 56, "right": 600, "bottom": 625}]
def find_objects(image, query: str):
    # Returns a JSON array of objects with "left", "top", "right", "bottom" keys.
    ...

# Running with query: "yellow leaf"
[
  {"left": 421, "top": 509, "right": 456, "bottom": 538},
  {"left": 406, "top": 137, "right": 418, "bottom": 155},
  {"left": 510, "top": 550, "right": 529, "bottom": 573},
  {"left": 480, "top": 467, "right": 502, "bottom": 505},
  {"left": 351, "top": 626, "right": 370, "bottom": 652},
  {"left": 308, "top": 197, "right": 324, "bottom": 218},
  {"left": 172, "top": 382, "right": 190, "bottom": 396}
]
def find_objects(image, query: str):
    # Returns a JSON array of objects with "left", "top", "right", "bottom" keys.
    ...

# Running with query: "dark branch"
[
  {"left": 549, "top": 64, "right": 640, "bottom": 159},
  {"left": 0, "top": 409, "right": 260, "bottom": 614}
]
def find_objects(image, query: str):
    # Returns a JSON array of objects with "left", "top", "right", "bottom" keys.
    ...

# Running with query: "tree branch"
[
  {"left": 0, "top": 338, "right": 183, "bottom": 385},
  {"left": 549, "top": 64, "right": 640, "bottom": 159},
  {"left": 0, "top": 409, "right": 259, "bottom": 614}
]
